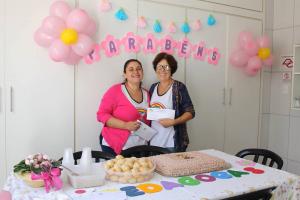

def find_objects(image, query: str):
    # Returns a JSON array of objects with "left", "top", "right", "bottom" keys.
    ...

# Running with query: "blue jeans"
[
  {"left": 99, "top": 135, "right": 117, "bottom": 156},
  {"left": 166, "top": 147, "right": 176, "bottom": 153}
]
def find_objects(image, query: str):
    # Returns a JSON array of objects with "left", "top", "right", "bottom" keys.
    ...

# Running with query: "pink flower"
[
  {"left": 37, "top": 154, "right": 43, "bottom": 162},
  {"left": 34, "top": 1, "right": 96, "bottom": 65},
  {"left": 43, "top": 155, "right": 49, "bottom": 160}
]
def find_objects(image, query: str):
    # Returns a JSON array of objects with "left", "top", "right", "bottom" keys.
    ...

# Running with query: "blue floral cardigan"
[{"left": 149, "top": 80, "right": 195, "bottom": 152}]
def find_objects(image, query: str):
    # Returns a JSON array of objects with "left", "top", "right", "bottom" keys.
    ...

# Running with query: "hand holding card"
[
  {"left": 133, "top": 120, "right": 157, "bottom": 141},
  {"left": 146, "top": 108, "right": 175, "bottom": 121}
]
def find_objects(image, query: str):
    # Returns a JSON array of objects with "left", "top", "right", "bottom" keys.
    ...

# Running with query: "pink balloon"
[
  {"left": 72, "top": 34, "right": 94, "bottom": 56},
  {"left": 50, "top": 1, "right": 71, "bottom": 19},
  {"left": 64, "top": 51, "right": 82, "bottom": 65},
  {"left": 0, "top": 190, "right": 12, "bottom": 200},
  {"left": 49, "top": 39, "right": 71, "bottom": 62},
  {"left": 83, "top": 20, "right": 97, "bottom": 36},
  {"left": 244, "top": 66, "right": 259, "bottom": 76},
  {"left": 243, "top": 40, "right": 259, "bottom": 56},
  {"left": 263, "top": 54, "right": 273, "bottom": 67},
  {"left": 245, "top": 56, "right": 262, "bottom": 76},
  {"left": 66, "top": 9, "right": 90, "bottom": 33},
  {"left": 239, "top": 31, "right": 254, "bottom": 49},
  {"left": 257, "top": 35, "right": 270, "bottom": 48},
  {"left": 41, "top": 16, "right": 66, "bottom": 37},
  {"left": 230, "top": 50, "right": 249, "bottom": 68},
  {"left": 34, "top": 28, "right": 55, "bottom": 47}
]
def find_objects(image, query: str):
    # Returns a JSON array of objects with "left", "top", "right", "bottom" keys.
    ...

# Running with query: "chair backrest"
[
  {"left": 59, "top": 150, "right": 115, "bottom": 165},
  {"left": 235, "top": 148, "right": 283, "bottom": 169},
  {"left": 121, "top": 145, "right": 171, "bottom": 158}
]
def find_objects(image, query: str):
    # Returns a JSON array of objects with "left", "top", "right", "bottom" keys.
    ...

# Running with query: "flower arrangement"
[{"left": 13, "top": 153, "right": 63, "bottom": 192}]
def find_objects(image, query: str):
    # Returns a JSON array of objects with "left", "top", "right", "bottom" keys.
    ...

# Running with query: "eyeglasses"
[{"left": 157, "top": 64, "right": 170, "bottom": 71}]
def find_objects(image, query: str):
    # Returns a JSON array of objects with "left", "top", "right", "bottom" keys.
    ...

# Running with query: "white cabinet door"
[
  {"left": 0, "top": 0, "right": 6, "bottom": 187},
  {"left": 186, "top": 10, "right": 227, "bottom": 151},
  {"left": 136, "top": 1, "right": 186, "bottom": 88},
  {"left": 75, "top": 0, "right": 138, "bottom": 151},
  {"left": 224, "top": 16, "right": 262, "bottom": 154},
  {"left": 5, "top": 0, "right": 75, "bottom": 171}
]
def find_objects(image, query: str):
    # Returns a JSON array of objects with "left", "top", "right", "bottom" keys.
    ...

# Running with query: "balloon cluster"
[
  {"left": 34, "top": 1, "right": 97, "bottom": 65},
  {"left": 230, "top": 31, "right": 273, "bottom": 76}
]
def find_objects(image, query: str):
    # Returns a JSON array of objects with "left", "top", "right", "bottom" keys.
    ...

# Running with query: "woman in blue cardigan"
[{"left": 149, "top": 52, "right": 195, "bottom": 152}]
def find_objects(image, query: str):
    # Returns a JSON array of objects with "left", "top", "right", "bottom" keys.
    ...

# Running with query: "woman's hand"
[
  {"left": 158, "top": 118, "right": 175, "bottom": 128},
  {"left": 159, "top": 112, "right": 193, "bottom": 128},
  {"left": 124, "top": 121, "right": 141, "bottom": 131}
]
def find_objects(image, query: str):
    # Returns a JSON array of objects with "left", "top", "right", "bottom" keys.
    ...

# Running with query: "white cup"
[
  {"left": 80, "top": 147, "right": 92, "bottom": 174},
  {"left": 62, "top": 148, "right": 74, "bottom": 167}
]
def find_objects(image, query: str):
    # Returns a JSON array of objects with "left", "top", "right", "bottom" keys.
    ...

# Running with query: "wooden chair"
[
  {"left": 121, "top": 145, "right": 171, "bottom": 158},
  {"left": 235, "top": 148, "right": 283, "bottom": 170},
  {"left": 59, "top": 150, "right": 115, "bottom": 165}
]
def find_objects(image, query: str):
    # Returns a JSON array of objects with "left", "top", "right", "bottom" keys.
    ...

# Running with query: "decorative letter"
[
  {"left": 101, "top": 35, "right": 120, "bottom": 57},
  {"left": 195, "top": 174, "right": 216, "bottom": 182},
  {"left": 84, "top": 44, "right": 101, "bottom": 64},
  {"left": 178, "top": 38, "right": 191, "bottom": 58},
  {"left": 161, "top": 181, "right": 184, "bottom": 190},
  {"left": 178, "top": 177, "right": 200, "bottom": 186},
  {"left": 193, "top": 41, "right": 206, "bottom": 61},
  {"left": 122, "top": 32, "right": 140, "bottom": 53},
  {"left": 160, "top": 35, "right": 177, "bottom": 54},
  {"left": 210, "top": 171, "right": 232, "bottom": 179},
  {"left": 142, "top": 33, "right": 158, "bottom": 54},
  {"left": 227, "top": 170, "right": 249, "bottom": 178},
  {"left": 243, "top": 167, "right": 265, "bottom": 174},
  {"left": 207, "top": 47, "right": 221, "bottom": 65},
  {"left": 120, "top": 186, "right": 145, "bottom": 197},
  {"left": 137, "top": 183, "right": 163, "bottom": 193}
]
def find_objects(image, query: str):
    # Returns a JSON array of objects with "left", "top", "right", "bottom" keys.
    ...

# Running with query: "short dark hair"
[
  {"left": 123, "top": 59, "right": 143, "bottom": 73},
  {"left": 152, "top": 52, "right": 178, "bottom": 75}
]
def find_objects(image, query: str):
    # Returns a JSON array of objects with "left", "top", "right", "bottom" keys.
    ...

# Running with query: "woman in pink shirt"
[{"left": 97, "top": 59, "right": 150, "bottom": 155}]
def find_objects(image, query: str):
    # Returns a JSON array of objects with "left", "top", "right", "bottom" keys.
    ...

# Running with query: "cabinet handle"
[
  {"left": 222, "top": 88, "right": 226, "bottom": 105},
  {"left": 10, "top": 86, "right": 14, "bottom": 112},
  {"left": 0, "top": 87, "right": 2, "bottom": 113},
  {"left": 229, "top": 88, "right": 232, "bottom": 105}
]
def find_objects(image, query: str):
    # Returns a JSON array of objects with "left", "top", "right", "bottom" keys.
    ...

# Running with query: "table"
[{"left": 3, "top": 149, "right": 300, "bottom": 200}]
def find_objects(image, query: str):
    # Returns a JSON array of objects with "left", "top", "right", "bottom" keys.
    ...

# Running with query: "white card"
[
  {"left": 133, "top": 120, "right": 157, "bottom": 141},
  {"left": 146, "top": 108, "right": 175, "bottom": 120}
]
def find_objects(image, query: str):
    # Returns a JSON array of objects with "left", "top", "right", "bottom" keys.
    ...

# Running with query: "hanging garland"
[
  {"left": 99, "top": 0, "right": 217, "bottom": 34},
  {"left": 83, "top": 32, "right": 221, "bottom": 66}
]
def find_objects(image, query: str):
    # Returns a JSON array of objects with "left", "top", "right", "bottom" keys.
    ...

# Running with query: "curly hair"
[{"left": 152, "top": 52, "right": 178, "bottom": 75}]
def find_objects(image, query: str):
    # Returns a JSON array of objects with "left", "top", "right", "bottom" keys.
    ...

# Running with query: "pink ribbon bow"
[{"left": 31, "top": 168, "right": 63, "bottom": 193}]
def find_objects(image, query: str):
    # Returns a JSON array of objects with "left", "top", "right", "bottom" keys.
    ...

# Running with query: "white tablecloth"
[{"left": 3, "top": 149, "right": 300, "bottom": 200}]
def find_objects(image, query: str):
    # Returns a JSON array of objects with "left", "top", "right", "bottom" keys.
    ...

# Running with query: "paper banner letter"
[
  {"left": 178, "top": 38, "right": 191, "bottom": 58},
  {"left": 142, "top": 33, "right": 158, "bottom": 54},
  {"left": 160, "top": 35, "right": 177, "bottom": 54},
  {"left": 101, "top": 35, "right": 120, "bottom": 57},
  {"left": 193, "top": 41, "right": 206, "bottom": 61},
  {"left": 122, "top": 32, "right": 140, "bottom": 53},
  {"left": 84, "top": 44, "right": 101, "bottom": 64},
  {"left": 207, "top": 47, "right": 221, "bottom": 65}
]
